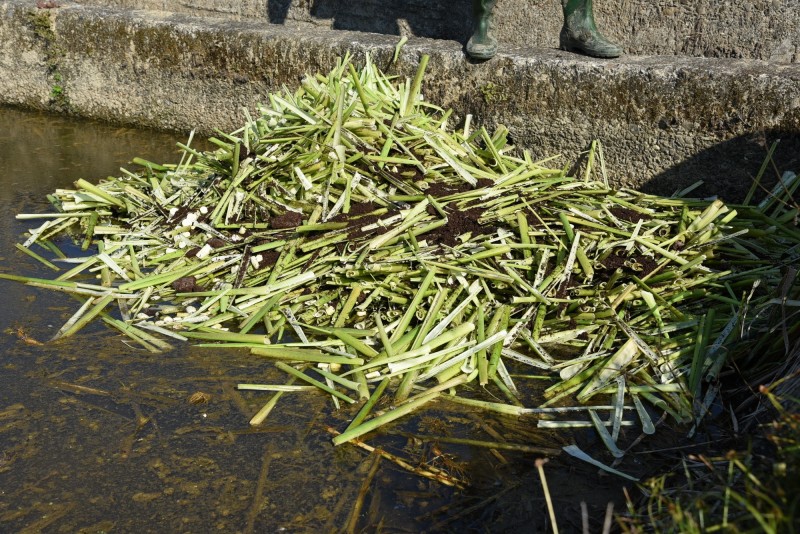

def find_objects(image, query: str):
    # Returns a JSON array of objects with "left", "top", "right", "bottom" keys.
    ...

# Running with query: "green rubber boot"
[
  {"left": 560, "top": 0, "right": 622, "bottom": 58},
  {"left": 467, "top": 0, "right": 498, "bottom": 60}
]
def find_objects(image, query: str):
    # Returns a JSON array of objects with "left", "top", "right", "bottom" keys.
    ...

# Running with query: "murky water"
[{"left": 0, "top": 107, "right": 643, "bottom": 532}]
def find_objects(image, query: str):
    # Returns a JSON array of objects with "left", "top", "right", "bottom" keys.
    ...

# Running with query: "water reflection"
[{"left": 0, "top": 108, "right": 188, "bottom": 202}]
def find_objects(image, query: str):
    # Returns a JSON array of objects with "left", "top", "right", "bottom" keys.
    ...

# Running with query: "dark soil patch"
[
  {"left": 348, "top": 201, "right": 380, "bottom": 217},
  {"left": 259, "top": 249, "right": 281, "bottom": 268},
  {"left": 425, "top": 178, "right": 493, "bottom": 199},
  {"left": 427, "top": 207, "right": 497, "bottom": 248},
  {"left": 171, "top": 276, "right": 200, "bottom": 292},
  {"left": 346, "top": 213, "right": 385, "bottom": 240},
  {"left": 270, "top": 211, "right": 304, "bottom": 229},
  {"left": 393, "top": 165, "right": 424, "bottom": 182},
  {"left": 330, "top": 202, "right": 383, "bottom": 223},
  {"left": 597, "top": 253, "right": 659, "bottom": 279},
  {"left": 599, "top": 254, "right": 627, "bottom": 272},
  {"left": 425, "top": 181, "right": 473, "bottom": 198},
  {"left": 610, "top": 206, "right": 652, "bottom": 223},
  {"left": 637, "top": 255, "right": 659, "bottom": 276}
]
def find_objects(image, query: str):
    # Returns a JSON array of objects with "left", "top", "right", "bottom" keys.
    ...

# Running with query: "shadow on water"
[
  {"left": 0, "top": 106, "right": 708, "bottom": 532},
  {"left": 267, "top": 0, "right": 474, "bottom": 44}
]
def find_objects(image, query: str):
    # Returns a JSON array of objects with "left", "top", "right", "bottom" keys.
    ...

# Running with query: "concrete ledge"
[
  {"left": 1, "top": 0, "right": 799, "bottom": 200},
  {"left": 73, "top": 0, "right": 800, "bottom": 63}
]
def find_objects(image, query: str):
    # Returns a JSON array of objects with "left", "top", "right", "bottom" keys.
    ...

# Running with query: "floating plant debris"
[{"left": 3, "top": 54, "right": 799, "bottom": 464}]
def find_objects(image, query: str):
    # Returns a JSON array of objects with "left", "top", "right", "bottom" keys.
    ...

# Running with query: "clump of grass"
[{"left": 620, "top": 379, "right": 800, "bottom": 533}]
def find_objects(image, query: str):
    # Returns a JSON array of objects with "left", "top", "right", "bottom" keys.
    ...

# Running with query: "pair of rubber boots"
[{"left": 467, "top": 0, "right": 622, "bottom": 60}]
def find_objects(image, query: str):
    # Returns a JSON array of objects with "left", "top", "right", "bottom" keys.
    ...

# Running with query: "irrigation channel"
[{"left": 0, "top": 105, "right": 761, "bottom": 532}]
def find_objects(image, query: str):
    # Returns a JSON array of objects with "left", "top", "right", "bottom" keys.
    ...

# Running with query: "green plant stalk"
[
  {"left": 332, "top": 391, "right": 439, "bottom": 445},
  {"left": 589, "top": 409, "right": 624, "bottom": 458},
  {"left": 118, "top": 261, "right": 207, "bottom": 291},
  {"left": 14, "top": 243, "right": 60, "bottom": 271},
  {"left": 403, "top": 54, "right": 430, "bottom": 115},
  {"left": 347, "top": 376, "right": 390, "bottom": 431},
  {"left": 252, "top": 345, "right": 364, "bottom": 365},
  {"left": 743, "top": 140, "right": 779, "bottom": 205},
  {"left": 74, "top": 179, "right": 126, "bottom": 208},
  {"left": 313, "top": 366, "right": 363, "bottom": 393},
  {"left": 275, "top": 361, "right": 356, "bottom": 404},
  {"left": 688, "top": 314, "right": 708, "bottom": 399},
  {"left": 52, "top": 294, "right": 114, "bottom": 340},
  {"left": 249, "top": 377, "right": 298, "bottom": 425},
  {"left": 492, "top": 374, "right": 524, "bottom": 407},
  {"left": 238, "top": 292, "right": 284, "bottom": 334},
  {"left": 487, "top": 305, "right": 510, "bottom": 379},
  {"left": 363, "top": 322, "right": 475, "bottom": 375},
  {"left": 410, "top": 287, "right": 450, "bottom": 350},
  {"left": 442, "top": 395, "right": 534, "bottom": 416},
  {"left": 415, "top": 321, "right": 486, "bottom": 378},
  {"left": 102, "top": 314, "right": 174, "bottom": 351},
  {"left": 390, "top": 268, "right": 437, "bottom": 344},
  {"left": 477, "top": 305, "right": 489, "bottom": 385},
  {"left": 374, "top": 314, "right": 394, "bottom": 357},
  {"left": 333, "top": 284, "right": 362, "bottom": 328},
  {"left": 81, "top": 211, "right": 99, "bottom": 251},
  {"left": 332, "top": 330, "right": 379, "bottom": 359},
  {"left": 575, "top": 246, "right": 594, "bottom": 280}
]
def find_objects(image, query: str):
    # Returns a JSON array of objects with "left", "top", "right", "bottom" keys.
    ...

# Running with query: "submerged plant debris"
[{"left": 4, "top": 54, "right": 799, "bottom": 466}]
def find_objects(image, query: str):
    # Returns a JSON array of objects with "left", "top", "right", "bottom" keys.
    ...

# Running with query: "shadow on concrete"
[
  {"left": 267, "top": 0, "right": 291, "bottom": 23},
  {"left": 639, "top": 130, "right": 800, "bottom": 204},
  {"left": 268, "top": 0, "right": 474, "bottom": 44}
]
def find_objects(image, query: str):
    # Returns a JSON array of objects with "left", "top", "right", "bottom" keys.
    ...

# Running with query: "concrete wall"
[
  {"left": 1, "top": 0, "right": 799, "bottom": 201},
  {"left": 72, "top": 0, "right": 800, "bottom": 63}
]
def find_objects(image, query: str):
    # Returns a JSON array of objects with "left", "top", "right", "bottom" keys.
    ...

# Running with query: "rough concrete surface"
[
  {"left": 72, "top": 0, "right": 800, "bottom": 63},
  {"left": 1, "top": 0, "right": 799, "bottom": 200}
]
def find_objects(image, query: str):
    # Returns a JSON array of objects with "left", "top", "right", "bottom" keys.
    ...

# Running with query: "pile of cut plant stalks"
[{"left": 5, "top": 54, "right": 799, "bottom": 471}]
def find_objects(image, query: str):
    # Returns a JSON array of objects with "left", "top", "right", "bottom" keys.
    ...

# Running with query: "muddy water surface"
[{"left": 0, "top": 107, "right": 646, "bottom": 533}]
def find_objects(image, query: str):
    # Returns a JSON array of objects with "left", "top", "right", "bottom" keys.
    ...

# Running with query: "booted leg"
[
  {"left": 467, "top": 0, "right": 497, "bottom": 60},
  {"left": 560, "top": 0, "right": 622, "bottom": 58}
]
